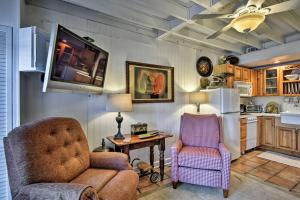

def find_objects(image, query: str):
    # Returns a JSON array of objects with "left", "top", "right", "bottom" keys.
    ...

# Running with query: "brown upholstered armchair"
[{"left": 4, "top": 117, "right": 139, "bottom": 200}]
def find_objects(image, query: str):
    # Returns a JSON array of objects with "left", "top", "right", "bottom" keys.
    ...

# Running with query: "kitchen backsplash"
[{"left": 240, "top": 96, "right": 300, "bottom": 113}]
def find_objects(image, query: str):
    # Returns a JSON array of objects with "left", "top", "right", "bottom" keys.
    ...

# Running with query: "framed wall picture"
[{"left": 126, "top": 61, "right": 174, "bottom": 103}]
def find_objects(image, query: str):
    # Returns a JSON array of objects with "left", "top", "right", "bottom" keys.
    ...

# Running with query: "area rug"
[
  {"left": 138, "top": 171, "right": 299, "bottom": 200},
  {"left": 258, "top": 151, "right": 300, "bottom": 168}
]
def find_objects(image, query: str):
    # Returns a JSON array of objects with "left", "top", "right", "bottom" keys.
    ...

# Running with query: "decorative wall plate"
[{"left": 196, "top": 56, "right": 213, "bottom": 77}]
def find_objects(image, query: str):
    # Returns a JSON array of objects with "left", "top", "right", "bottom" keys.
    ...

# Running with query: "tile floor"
[{"left": 231, "top": 150, "right": 300, "bottom": 196}]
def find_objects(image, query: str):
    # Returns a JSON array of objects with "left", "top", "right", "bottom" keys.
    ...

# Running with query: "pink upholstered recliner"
[{"left": 171, "top": 113, "right": 231, "bottom": 198}]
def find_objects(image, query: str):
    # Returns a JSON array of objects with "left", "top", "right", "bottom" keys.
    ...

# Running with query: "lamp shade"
[
  {"left": 106, "top": 94, "right": 133, "bottom": 112},
  {"left": 189, "top": 91, "right": 208, "bottom": 104}
]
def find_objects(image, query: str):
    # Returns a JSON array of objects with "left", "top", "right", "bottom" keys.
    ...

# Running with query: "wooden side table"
[{"left": 107, "top": 133, "right": 173, "bottom": 180}]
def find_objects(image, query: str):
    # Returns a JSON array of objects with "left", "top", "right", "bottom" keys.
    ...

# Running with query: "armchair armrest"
[
  {"left": 171, "top": 139, "right": 183, "bottom": 154},
  {"left": 16, "top": 183, "right": 98, "bottom": 200},
  {"left": 219, "top": 143, "right": 231, "bottom": 190},
  {"left": 171, "top": 139, "right": 183, "bottom": 182},
  {"left": 90, "top": 152, "right": 131, "bottom": 170},
  {"left": 219, "top": 143, "right": 231, "bottom": 162}
]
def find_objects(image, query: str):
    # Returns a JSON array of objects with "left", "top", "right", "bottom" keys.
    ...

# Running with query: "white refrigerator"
[{"left": 201, "top": 88, "right": 241, "bottom": 160}]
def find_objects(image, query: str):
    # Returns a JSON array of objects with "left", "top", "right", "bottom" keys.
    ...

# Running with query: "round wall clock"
[{"left": 196, "top": 56, "right": 213, "bottom": 77}]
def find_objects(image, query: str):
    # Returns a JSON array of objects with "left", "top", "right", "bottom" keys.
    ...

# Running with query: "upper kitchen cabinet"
[
  {"left": 251, "top": 70, "right": 257, "bottom": 96},
  {"left": 234, "top": 66, "right": 243, "bottom": 81},
  {"left": 226, "top": 64, "right": 234, "bottom": 88},
  {"left": 213, "top": 64, "right": 235, "bottom": 88},
  {"left": 264, "top": 67, "right": 280, "bottom": 96},
  {"left": 281, "top": 65, "right": 300, "bottom": 96},
  {"left": 214, "top": 64, "right": 254, "bottom": 88},
  {"left": 256, "top": 69, "right": 264, "bottom": 96},
  {"left": 242, "top": 68, "right": 251, "bottom": 82}
]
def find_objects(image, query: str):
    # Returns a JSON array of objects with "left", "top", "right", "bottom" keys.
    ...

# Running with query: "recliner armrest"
[
  {"left": 90, "top": 152, "right": 131, "bottom": 170},
  {"left": 219, "top": 143, "right": 231, "bottom": 161},
  {"left": 171, "top": 139, "right": 183, "bottom": 154},
  {"left": 15, "top": 183, "right": 98, "bottom": 200}
]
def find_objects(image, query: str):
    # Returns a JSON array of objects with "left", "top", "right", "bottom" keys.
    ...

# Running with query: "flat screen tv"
[{"left": 43, "top": 24, "right": 109, "bottom": 94}]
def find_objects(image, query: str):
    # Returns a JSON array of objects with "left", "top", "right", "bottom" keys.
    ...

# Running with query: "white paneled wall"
[{"left": 21, "top": 5, "right": 222, "bottom": 163}]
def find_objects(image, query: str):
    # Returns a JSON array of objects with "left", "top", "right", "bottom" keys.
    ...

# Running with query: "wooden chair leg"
[
  {"left": 172, "top": 181, "right": 178, "bottom": 189},
  {"left": 223, "top": 189, "right": 229, "bottom": 198}
]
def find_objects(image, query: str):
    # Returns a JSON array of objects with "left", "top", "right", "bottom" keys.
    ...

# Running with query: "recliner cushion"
[
  {"left": 70, "top": 168, "right": 117, "bottom": 192},
  {"left": 180, "top": 114, "right": 220, "bottom": 148},
  {"left": 98, "top": 170, "right": 139, "bottom": 200},
  {"left": 5, "top": 117, "right": 90, "bottom": 185},
  {"left": 178, "top": 146, "right": 222, "bottom": 170}
]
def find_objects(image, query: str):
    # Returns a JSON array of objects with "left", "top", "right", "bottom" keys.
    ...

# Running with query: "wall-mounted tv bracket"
[
  {"left": 41, "top": 73, "right": 45, "bottom": 83},
  {"left": 83, "top": 36, "right": 95, "bottom": 43}
]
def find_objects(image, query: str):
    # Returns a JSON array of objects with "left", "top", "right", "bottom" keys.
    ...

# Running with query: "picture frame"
[{"left": 126, "top": 61, "right": 174, "bottom": 103}]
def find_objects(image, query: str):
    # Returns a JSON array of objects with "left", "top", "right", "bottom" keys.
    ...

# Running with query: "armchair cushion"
[
  {"left": 71, "top": 169, "right": 117, "bottom": 192},
  {"left": 98, "top": 170, "right": 139, "bottom": 200},
  {"left": 15, "top": 183, "right": 98, "bottom": 200},
  {"left": 178, "top": 146, "right": 222, "bottom": 170},
  {"left": 4, "top": 117, "right": 90, "bottom": 187},
  {"left": 90, "top": 152, "right": 131, "bottom": 170},
  {"left": 180, "top": 113, "right": 220, "bottom": 148}
]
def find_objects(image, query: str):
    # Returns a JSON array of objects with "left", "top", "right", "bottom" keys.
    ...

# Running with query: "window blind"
[{"left": 0, "top": 25, "right": 12, "bottom": 200}]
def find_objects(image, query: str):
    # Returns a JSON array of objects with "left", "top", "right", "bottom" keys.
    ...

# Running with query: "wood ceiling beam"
[
  {"left": 123, "top": 0, "right": 189, "bottom": 21},
  {"left": 191, "top": 0, "right": 236, "bottom": 13},
  {"left": 62, "top": 0, "right": 171, "bottom": 31},
  {"left": 278, "top": 12, "right": 300, "bottom": 32},
  {"left": 174, "top": 28, "right": 244, "bottom": 53},
  {"left": 256, "top": 21, "right": 285, "bottom": 44},
  {"left": 158, "top": 0, "right": 235, "bottom": 40},
  {"left": 27, "top": 0, "right": 158, "bottom": 38}
]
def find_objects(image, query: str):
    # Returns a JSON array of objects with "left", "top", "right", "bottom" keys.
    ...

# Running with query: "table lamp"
[
  {"left": 189, "top": 91, "right": 208, "bottom": 113},
  {"left": 106, "top": 93, "right": 133, "bottom": 139}
]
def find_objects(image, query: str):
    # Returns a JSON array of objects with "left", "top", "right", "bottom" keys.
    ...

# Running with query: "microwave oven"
[{"left": 234, "top": 81, "right": 252, "bottom": 97}]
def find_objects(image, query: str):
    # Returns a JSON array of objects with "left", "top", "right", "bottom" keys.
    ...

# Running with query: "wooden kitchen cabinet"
[
  {"left": 256, "top": 69, "right": 264, "bottom": 96},
  {"left": 240, "top": 118, "right": 247, "bottom": 154},
  {"left": 234, "top": 66, "right": 243, "bottom": 81},
  {"left": 261, "top": 117, "right": 275, "bottom": 147},
  {"left": 264, "top": 67, "right": 280, "bottom": 96},
  {"left": 257, "top": 116, "right": 263, "bottom": 146},
  {"left": 226, "top": 64, "right": 234, "bottom": 88},
  {"left": 213, "top": 64, "right": 235, "bottom": 88},
  {"left": 251, "top": 70, "right": 257, "bottom": 96},
  {"left": 242, "top": 68, "right": 251, "bottom": 82},
  {"left": 298, "top": 130, "right": 300, "bottom": 151},
  {"left": 276, "top": 127, "right": 297, "bottom": 151}
]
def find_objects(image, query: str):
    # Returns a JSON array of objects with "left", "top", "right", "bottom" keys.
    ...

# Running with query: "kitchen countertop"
[{"left": 240, "top": 113, "right": 281, "bottom": 118}]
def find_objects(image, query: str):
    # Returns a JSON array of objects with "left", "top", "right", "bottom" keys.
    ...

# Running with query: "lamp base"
[
  {"left": 113, "top": 132, "right": 125, "bottom": 140},
  {"left": 113, "top": 112, "right": 125, "bottom": 140}
]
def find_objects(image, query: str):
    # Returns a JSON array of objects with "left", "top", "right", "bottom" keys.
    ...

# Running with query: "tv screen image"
[{"left": 43, "top": 24, "right": 109, "bottom": 94}]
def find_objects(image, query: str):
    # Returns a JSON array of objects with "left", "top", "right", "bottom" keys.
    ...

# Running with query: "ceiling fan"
[{"left": 192, "top": 0, "right": 300, "bottom": 39}]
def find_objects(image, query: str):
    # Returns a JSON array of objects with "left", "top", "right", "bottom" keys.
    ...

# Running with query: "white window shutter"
[{"left": 0, "top": 25, "right": 13, "bottom": 200}]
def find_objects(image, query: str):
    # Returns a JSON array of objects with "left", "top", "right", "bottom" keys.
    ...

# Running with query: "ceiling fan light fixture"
[{"left": 231, "top": 13, "right": 265, "bottom": 33}]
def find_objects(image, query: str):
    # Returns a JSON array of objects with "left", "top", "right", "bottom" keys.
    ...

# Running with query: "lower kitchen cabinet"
[
  {"left": 276, "top": 127, "right": 297, "bottom": 151},
  {"left": 240, "top": 118, "right": 247, "bottom": 154},
  {"left": 261, "top": 117, "right": 275, "bottom": 147},
  {"left": 257, "top": 117, "right": 263, "bottom": 146},
  {"left": 298, "top": 130, "right": 300, "bottom": 151}
]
